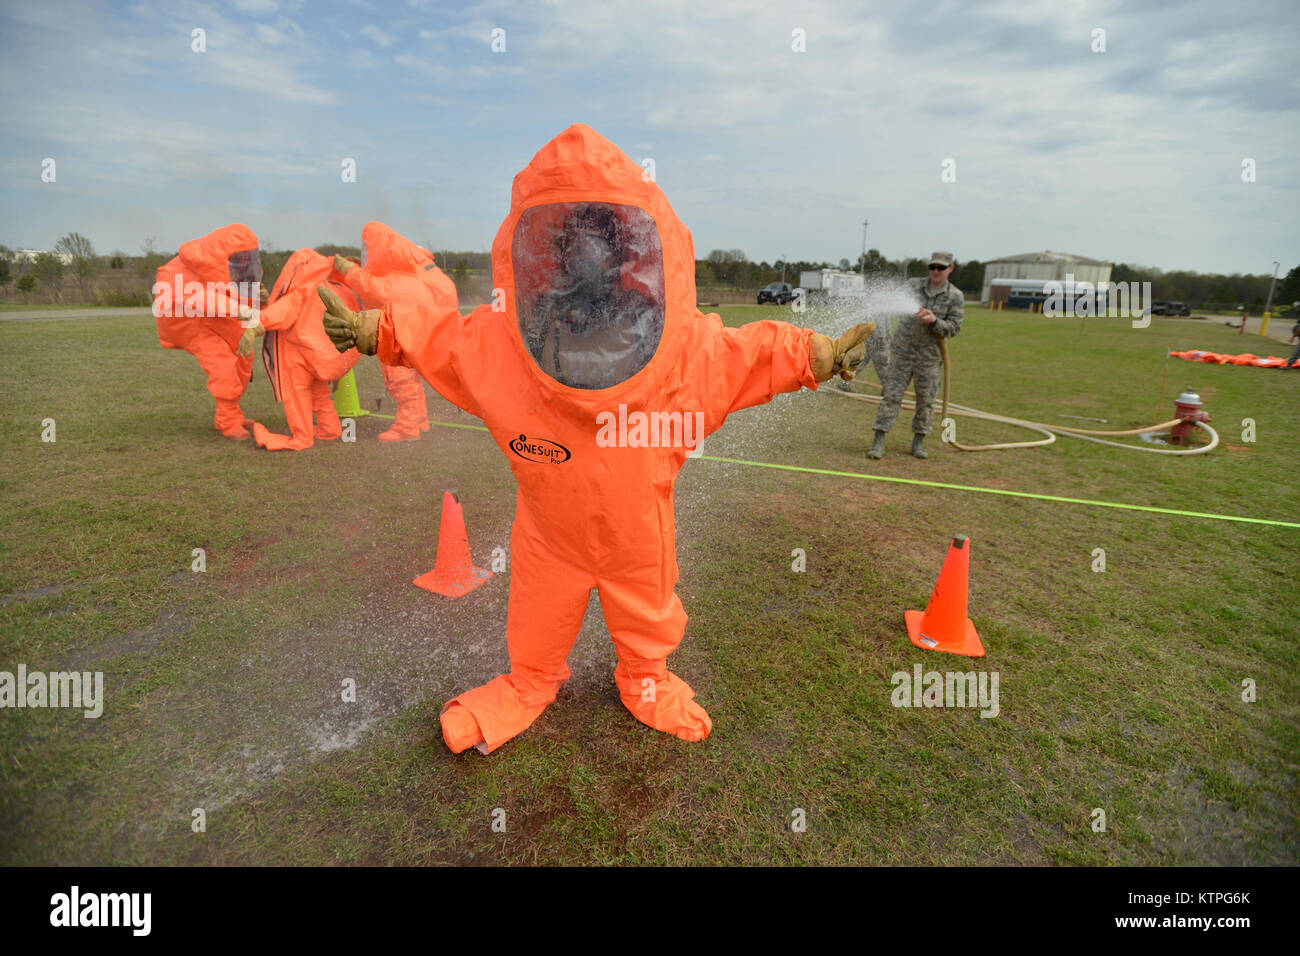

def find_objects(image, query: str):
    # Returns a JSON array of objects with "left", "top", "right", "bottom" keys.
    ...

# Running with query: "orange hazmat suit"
[
  {"left": 154, "top": 224, "right": 263, "bottom": 437},
  {"left": 371, "top": 124, "right": 825, "bottom": 755},
  {"left": 251, "top": 249, "right": 363, "bottom": 450},
  {"left": 340, "top": 223, "right": 458, "bottom": 441}
]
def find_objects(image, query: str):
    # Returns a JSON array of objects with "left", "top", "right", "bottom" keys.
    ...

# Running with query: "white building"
[{"left": 980, "top": 251, "right": 1111, "bottom": 303}]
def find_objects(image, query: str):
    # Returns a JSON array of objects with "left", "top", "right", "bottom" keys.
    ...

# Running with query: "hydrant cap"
[{"left": 1175, "top": 388, "right": 1202, "bottom": 406}]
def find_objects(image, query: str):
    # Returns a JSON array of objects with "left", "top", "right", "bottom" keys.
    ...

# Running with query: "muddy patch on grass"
[
  {"left": 2, "top": 583, "right": 73, "bottom": 603},
  {"left": 62, "top": 605, "right": 189, "bottom": 671},
  {"left": 132, "top": 583, "right": 627, "bottom": 829}
]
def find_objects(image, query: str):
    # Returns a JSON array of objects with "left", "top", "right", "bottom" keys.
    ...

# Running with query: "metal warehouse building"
[{"left": 980, "top": 251, "right": 1112, "bottom": 304}]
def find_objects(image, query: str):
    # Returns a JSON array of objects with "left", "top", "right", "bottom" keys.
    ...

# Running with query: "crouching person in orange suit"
[
  {"left": 244, "top": 249, "right": 363, "bottom": 450},
  {"left": 334, "top": 223, "right": 459, "bottom": 442},
  {"left": 317, "top": 125, "right": 873, "bottom": 754},
  {"left": 153, "top": 224, "right": 267, "bottom": 439}
]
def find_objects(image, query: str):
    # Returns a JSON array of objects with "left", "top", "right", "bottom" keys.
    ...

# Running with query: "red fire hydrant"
[{"left": 1171, "top": 387, "right": 1210, "bottom": 444}]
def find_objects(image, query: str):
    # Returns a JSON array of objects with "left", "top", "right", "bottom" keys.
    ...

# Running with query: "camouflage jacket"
[{"left": 891, "top": 277, "right": 964, "bottom": 359}]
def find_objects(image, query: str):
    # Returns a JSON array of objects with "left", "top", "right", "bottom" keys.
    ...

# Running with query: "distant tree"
[
  {"left": 1275, "top": 264, "right": 1300, "bottom": 308},
  {"left": 55, "top": 232, "right": 98, "bottom": 300},
  {"left": 138, "top": 235, "right": 168, "bottom": 279},
  {"left": 260, "top": 249, "right": 293, "bottom": 291},
  {"left": 838, "top": 258, "right": 851, "bottom": 270},
  {"left": 32, "top": 252, "right": 64, "bottom": 291},
  {"left": 16, "top": 272, "right": 36, "bottom": 299},
  {"left": 952, "top": 259, "right": 982, "bottom": 292},
  {"left": 110, "top": 253, "right": 125, "bottom": 269},
  {"left": 705, "top": 249, "right": 750, "bottom": 285},
  {"left": 0, "top": 257, "right": 9, "bottom": 287},
  {"left": 452, "top": 259, "right": 470, "bottom": 287},
  {"left": 856, "top": 248, "right": 892, "bottom": 274},
  {"left": 1209, "top": 281, "right": 1235, "bottom": 308}
]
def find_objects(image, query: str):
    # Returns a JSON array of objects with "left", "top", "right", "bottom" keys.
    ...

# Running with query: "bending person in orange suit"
[
  {"left": 318, "top": 125, "right": 872, "bottom": 754},
  {"left": 153, "top": 224, "right": 267, "bottom": 438},
  {"left": 334, "top": 223, "right": 459, "bottom": 442},
  {"left": 245, "top": 249, "right": 363, "bottom": 450}
]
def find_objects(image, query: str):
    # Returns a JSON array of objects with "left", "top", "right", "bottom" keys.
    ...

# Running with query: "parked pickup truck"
[
  {"left": 757, "top": 281, "right": 797, "bottom": 305},
  {"left": 1150, "top": 301, "right": 1190, "bottom": 316}
]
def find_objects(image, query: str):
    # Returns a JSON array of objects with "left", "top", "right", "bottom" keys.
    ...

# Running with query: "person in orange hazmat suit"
[
  {"left": 154, "top": 224, "right": 268, "bottom": 439},
  {"left": 317, "top": 124, "right": 873, "bottom": 754},
  {"left": 333, "top": 223, "right": 459, "bottom": 442},
  {"left": 243, "top": 249, "right": 363, "bottom": 450}
]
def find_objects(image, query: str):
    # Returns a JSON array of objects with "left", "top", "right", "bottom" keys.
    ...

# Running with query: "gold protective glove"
[
  {"left": 842, "top": 341, "right": 867, "bottom": 374},
  {"left": 333, "top": 254, "right": 356, "bottom": 276},
  {"left": 809, "top": 322, "right": 876, "bottom": 382},
  {"left": 318, "top": 285, "right": 380, "bottom": 355},
  {"left": 236, "top": 321, "right": 264, "bottom": 357}
]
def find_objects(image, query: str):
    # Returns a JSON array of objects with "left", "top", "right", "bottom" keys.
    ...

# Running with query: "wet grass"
[{"left": 0, "top": 306, "right": 1296, "bottom": 865}]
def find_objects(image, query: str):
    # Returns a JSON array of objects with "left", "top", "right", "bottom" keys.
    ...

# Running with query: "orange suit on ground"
[
  {"left": 341, "top": 224, "right": 458, "bottom": 441},
  {"left": 154, "top": 224, "right": 263, "bottom": 437},
  {"left": 374, "top": 125, "right": 821, "bottom": 754},
  {"left": 251, "top": 249, "right": 363, "bottom": 450}
]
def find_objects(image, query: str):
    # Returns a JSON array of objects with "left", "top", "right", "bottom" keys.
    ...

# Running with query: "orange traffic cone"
[
  {"left": 904, "top": 534, "right": 985, "bottom": 657},
  {"left": 413, "top": 491, "right": 492, "bottom": 598}
]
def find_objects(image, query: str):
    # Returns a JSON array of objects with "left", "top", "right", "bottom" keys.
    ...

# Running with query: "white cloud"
[
  {"left": 255, "top": 24, "right": 285, "bottom": 45},
  {"left": 232, "top": 0, "right": 279, "bottom": 14},
  {"left": 360, "top": 24, "right": 395, "bottom": 47}
]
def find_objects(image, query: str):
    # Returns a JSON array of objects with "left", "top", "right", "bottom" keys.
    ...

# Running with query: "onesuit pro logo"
[{"left": 509, "top": 434, "right": 571, "bottom": 464}]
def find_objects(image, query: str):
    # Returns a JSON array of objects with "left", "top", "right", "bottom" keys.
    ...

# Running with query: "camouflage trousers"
[{"left": 872, "top": 352, "right": 943, "bottom": 435}]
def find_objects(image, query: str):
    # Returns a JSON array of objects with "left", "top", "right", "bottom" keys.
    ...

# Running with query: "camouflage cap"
[{"left": 928, "top": 251, "right": 954, "bottom": 267}]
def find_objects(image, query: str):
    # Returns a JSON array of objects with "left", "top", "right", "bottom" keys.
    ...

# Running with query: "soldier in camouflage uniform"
[{"left": 868, "top": 252, "right": 964, "bottom": 459}]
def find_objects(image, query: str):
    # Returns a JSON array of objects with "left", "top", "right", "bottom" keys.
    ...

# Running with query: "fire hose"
[{"left": 830, "top": 337, "right": 1219, "bottom": 455}]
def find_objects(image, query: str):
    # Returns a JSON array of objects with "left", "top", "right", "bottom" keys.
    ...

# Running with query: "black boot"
[
  {"left": 868, "top": 430, "right": 887, "bottom": 459},
  {"left": 911, "top": 434, "right": 928, "bottom": 459}
]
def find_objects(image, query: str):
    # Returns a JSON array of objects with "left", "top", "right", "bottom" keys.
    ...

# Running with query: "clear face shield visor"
[
  {"left": 227, "top": 248, "right": 262, "bottom": 289},
  {"left": 512, "top": 202, "right": 666, "bottom": 390}
]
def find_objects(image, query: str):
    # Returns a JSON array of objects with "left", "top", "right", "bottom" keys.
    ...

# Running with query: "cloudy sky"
[{"left": 2, "top": 0, "right": 1297, "bottom": 274}]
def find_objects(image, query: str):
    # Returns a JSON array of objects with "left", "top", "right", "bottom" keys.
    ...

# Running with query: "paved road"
[
  {"left": 0, "top": 307, "right": 154, "bottom": 322},
  {"left": 1163, "top": 315, "right": 1297, "bottom": 346}
]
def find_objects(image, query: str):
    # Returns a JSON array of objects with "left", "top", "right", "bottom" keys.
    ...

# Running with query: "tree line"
[{"left": 2, "top": 237, "right": 1295, "bottom": 315}]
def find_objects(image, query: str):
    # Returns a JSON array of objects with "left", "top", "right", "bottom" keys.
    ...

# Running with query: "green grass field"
[{"left": 1, "top": 304, "right": 1297, "bottom": 865}]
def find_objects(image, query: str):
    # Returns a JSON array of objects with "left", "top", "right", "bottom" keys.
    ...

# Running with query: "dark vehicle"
[
  {"left": 757, "top": 281, "right": 796, "bottom": 305},
  {"left": 1150, "top": 300, "right": 1190, "bottom": 316}
]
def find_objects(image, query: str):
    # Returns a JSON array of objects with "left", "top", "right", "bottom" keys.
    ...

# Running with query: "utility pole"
[
  {"left": 1264, "top": 260, "right": 1280, "bottom": 315},
  {"left": 860, "top": 219, "right": 869, "bottom": 276}
]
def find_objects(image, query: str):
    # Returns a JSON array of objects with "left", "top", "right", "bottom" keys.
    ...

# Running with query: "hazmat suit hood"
[
  {"left": 495, "top": 123, "right": 695, "bottom": 392},
  {"left": 176, "top": 223, "right": 261, "bottom": 286},
  {"left": 360, "top": 222, "right": 433, "bottom": 276},
  {"left": 270, "top": 248, "right": 334, "bottom": 302}
]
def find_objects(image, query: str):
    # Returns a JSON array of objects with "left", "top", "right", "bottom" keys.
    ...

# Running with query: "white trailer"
[{"left": 798, "top": 269, "right": 865, "bottom": 298}]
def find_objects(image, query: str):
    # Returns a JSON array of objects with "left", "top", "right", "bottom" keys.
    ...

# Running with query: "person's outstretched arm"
[
  {"left": 696, "top": 313, "right": 874, "bottom": 430},
  {"left": 317, "top": 286, "right": 481, "bottom": 416}
]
